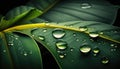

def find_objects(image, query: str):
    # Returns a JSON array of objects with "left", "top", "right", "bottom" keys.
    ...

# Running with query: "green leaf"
[
  {"left": 29, "top": 0, "right": 119, "bottom": 24},
  {"left": 5, "top": 21, "right": 120, "bottom": 69},
  {"left": 0, "top": 32, "right": 43, "bottom": 69},
  {"left": 5, "top": 6, "right": 42, "bottom": 25}
]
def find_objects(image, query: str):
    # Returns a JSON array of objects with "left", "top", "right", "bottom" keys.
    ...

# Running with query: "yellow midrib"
[{"left": 2, "top": 23, "right": 120, "bottom": 44}]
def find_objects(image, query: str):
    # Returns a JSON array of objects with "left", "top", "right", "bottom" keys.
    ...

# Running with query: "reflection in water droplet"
[
  {"left": 89, "top": 32, "right": 99, "bottom": 38},
  {"left": 56, "top": 41, "right": 67, "bottom": 50},
  {"left": 93, "top": 47, "right": 100, "bottom": 54},
  {"left": 80, "top": 45, "right": 91, "bottom": 54},
  {"left": 101, "top": 57, "right": 109, "bottom": 64},
  {"left": 38, "top": 36, "right": 45, "bottom": 41},
  {"left": 52, "top": 28, "right": 65, "bottom": 39},
  {"left": 79, "top": 26, "right": 88, "bottom": 32},
  {"left": 81, "top": 3, "right": 92, "bottom": 9}
]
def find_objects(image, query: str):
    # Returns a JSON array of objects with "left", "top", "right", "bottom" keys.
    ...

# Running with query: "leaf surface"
[{"left": 5, "top": 21, "right": 120, "bottom": 69}]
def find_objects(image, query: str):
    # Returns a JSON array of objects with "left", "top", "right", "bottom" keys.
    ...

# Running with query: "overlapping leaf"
[
  {"left": 27, "top": 0, "right": 119, "bottom": 24},
  {"left": 0, "top": 32, "right": 43, "bottom": 69}
]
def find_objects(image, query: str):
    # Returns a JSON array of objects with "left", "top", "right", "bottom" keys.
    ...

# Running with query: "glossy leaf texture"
[
  {"left": 0, "top": 32, "right": 42, "bottom": 69},
  {"left": 27, "top": 0, "right": 119, "bottom": 24},
  {"left": 10, "top": 21, "right": 120, "bottom": 69}
]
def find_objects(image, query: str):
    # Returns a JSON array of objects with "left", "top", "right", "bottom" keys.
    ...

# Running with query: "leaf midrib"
[{"left": 2, "top": 23, "right": 120, "bottom": 44}]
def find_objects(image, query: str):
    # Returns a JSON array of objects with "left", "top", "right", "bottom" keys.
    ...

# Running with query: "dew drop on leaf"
[
  {"left": 23, "top": 52, "right": 28, "bottom": 56},
  {"left": 79, "top": 45, "right": 91, "bottom": 54},
  {"left": 52, "top": 28, "right": 65, "bottom": 39},
  {"left": 38, "top": 35, "right": 45, "bottom": 41},
  {"left": 93, "top": 47, "right": 100, "bottom": 54},
  {"left": 43, "top": 29, "right": 47, "bottom": 32},
  {"left": 81, "top": 3, "right": 92, "bottom": 9},
  {"left": 79, "top": 26, "right": 88, "bottom": 32},
  {"left": 3, "top": 50, "right": 6, "bottom": 53},
  {"left": 70, "top": 48, "right": 74, "bottom": 52},
  {"left": 56, "top": 41, "right": 67, "bottom": 50},
  {"left": 101, "top": 57, "right": 109, "bottom": 64},
  {"left": 59, "top": 54, "right": 65, "bottom": 58},
  {"left": 89, "top": 32, "right": 99, "bottom": 38}
]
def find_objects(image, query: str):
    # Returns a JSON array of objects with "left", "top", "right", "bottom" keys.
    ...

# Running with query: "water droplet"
[
  {"left": 99, "top": 32, "right": 104, "bottom": 35},
  {"left": 52, "top": 28, "right": 65, "bottom": 39},
  {"left": 38, "top": 36, "right": 45, "bottom": 41},
  {"left": 93, "top": 47, "right": 100, "bottom": 54},
  {"left": 70, "top": 48, "right": 74, "bottom": 52},
  {"left": 110, "top": 44, "right": 114, "bottom": 47},
  {"left": 81, "top": 3, "right": 92, "bottom": 9},
  {"left": 89, "top": 32, "right": 99, "bottom": 38},
  {"left": 101, "top": 57, "right": 109, "bottom": 64},
  {"left": 79, "top": 45, "right": 91, "bottom": 54},
  {"left": 3, "top": 50, "right": 6, "bottom": 53},
  {"left": 23, "top": 52, "right": 28, "bottom": 56},
  {"left": 73, "top": 33, "right": 76, "bottom": 37},
  {"left": 59, "top": 54, "right": 65, "bottom": 58},
  {"left": 56, "top": 41, "right": 67, "bottom": 50},
  {"left": 43, "top": 29, "right": 47, "bottom": 32},
  {"left": 15, "top": 37, "right": 18, "bottom": 40},
  {"left": 79, "top": 26, "right": 88, "bottom": 32}
]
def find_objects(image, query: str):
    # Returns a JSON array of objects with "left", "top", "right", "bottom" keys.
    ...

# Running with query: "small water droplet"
[
  {"left": 73, "top": 33, "right": 76, "bottom": 37},
  {"left": 70, "top": 48, "right": 74, "bottom": 52},
  {"left": 52, "top": 28, "right": 65, "bottom": 39},
  {"left": 101, "top": 57, "right": 109, "bottom": 64},
  {"left": 79, "top": 45, "right": 91, "bottom": 54},
  {"left": 43, "top": 29, "right": 47, "bottom": 32},
  {"left": 76, "top": 38, "right": 79, "bottom": 41},
  {"left": 23, "top": 52, "right": 28, "bottom": 56},
  {"left": 99, "top": 32, "right": 104, "bottom": 35},
  {"left": 110, "top": 44, "right": 114, "bottom": 47},
  {"left": 79, "top": 26, "right": 88, "bottom": 32},
  {"left": 38, "top": 35, "right": 45, "bottom": 41},
  {"left": 93, "top": 47, "right": 100, "bottom": 54},
  {"left": 3, "top": 50, "right": 6, "bottom": 53},
  {"left": 56, "top": 41, "right": 67, "bottom": 50},
  {"left": 81, "top": 3, "right": 92, "bottom": 9},
  {"left": 59, "top": 54, "right": 65, "bottom": 58},
  {"left": 89, "top": 32, "right": 99, "bottom": 38}
]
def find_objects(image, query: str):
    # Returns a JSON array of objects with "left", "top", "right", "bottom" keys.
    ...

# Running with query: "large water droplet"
[
  {"left": 79, "top": 26, "right": 88, "bottom": 32},
  {"left": 52, "top": 28, "right": 65, "bottom": 39},
  {"left": 93, "top": 47, "right": 100, "bottom": 54},
  {"left": 81, "top": 3, "right": 92, "bottom": 9},
  {"left": 89, "top": 32, "right": 99, "bottom": 38},
  {"left": 38, "top": 35, "right": 45, "bottom": 41},
  {"left": 101, "top": 57, "right": 109, "bottom": 64},
  {"left": 56, "top": 41, "right": 67, "bottom": 50},
  {"left": 79, "top": 45, "right": 91, "bottom": 54}
]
